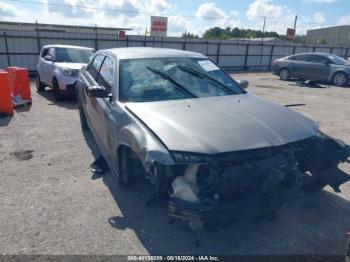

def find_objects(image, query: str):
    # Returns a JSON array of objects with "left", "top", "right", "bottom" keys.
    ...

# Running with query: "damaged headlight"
[{"left": 171, "top": 151, "right": 206, "bottom": 163}]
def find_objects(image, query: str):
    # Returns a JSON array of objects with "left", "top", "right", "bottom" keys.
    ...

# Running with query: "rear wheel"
[
  {"left": 332, "top": 72, "right": 348, "bottom": 86},
  {"left": 52, "top": 78, "right": 64, "bottom": 101},
  {"left": 36, "top": 74, "right": 45, "bottom": 92},
  {"left": 279, "top": 68, "right": 290, "bottom": 81}
]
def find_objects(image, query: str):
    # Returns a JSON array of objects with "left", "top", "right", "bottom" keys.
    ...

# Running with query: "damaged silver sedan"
[{"left": 77, "top": 47, "right": 350, "bottom": 229}]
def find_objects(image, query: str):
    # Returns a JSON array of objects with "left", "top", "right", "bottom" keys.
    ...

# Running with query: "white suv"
[{"left": 36, "top": 45, "right": 94, "bottom": 101}]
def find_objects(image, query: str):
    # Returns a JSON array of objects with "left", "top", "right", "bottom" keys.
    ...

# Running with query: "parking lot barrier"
[
  {"left": 6, "top": 67, "right": 32, "bottom": 107},
  {"left": 0, "top": 70, "right": 14, "bottom": 116}
]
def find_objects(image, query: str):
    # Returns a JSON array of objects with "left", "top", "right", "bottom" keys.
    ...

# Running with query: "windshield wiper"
[
  {"left": 147, "top": 66, "right": 197, "bottom": 98},
  {"left": 177, "top": 65, "right": 236, "bottom": 94}
]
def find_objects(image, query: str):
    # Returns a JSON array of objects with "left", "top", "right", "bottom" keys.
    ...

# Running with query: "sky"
[{"left": 0, "top": 0, "right": 350, "bottom": 36}]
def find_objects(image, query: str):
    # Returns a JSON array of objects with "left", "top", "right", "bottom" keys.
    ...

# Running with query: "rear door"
[
  {"left": 290, "top": 54, "right": 310, "bottom": 79},
  {"left": 307, "top": 54, "right": 331, "bottom": 81}
]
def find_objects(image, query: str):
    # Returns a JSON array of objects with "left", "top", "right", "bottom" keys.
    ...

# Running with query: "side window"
[
  {"left": 87, "top": 54, "right": 105, "bottom": 80},
  {"left": 294, "top": 54, "right": 308, "bottom": 62},
  {"left": 309, "top": 55, "right": 328, "bottom": 64},
  {"left": 41, "top": 48, "right": 49, "bottom": 57},
  {"left": 97, "top": 56, "right": 115, "bottom": 89},
  {"left": 48, "top": 48, "right": 55, "bottom": 58}
]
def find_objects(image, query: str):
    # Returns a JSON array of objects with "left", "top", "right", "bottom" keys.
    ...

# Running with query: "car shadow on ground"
[
  {"left": 36, "top": 89, "right": 78, "bottom": 110},
  {"left": 0, "top": 115, "right": 12, "bottom": 127},
  {"left": 81, "top": 127, "right": 350, "bottom": 255}
]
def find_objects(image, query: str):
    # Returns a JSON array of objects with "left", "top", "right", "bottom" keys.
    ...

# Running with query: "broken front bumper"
[{"left": 167, "top": 134, "right": 350, "bottom": 227}]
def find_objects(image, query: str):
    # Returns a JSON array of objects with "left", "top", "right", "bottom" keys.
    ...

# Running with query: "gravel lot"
[{"left": 1, "top": 72, "right": 350, "bottom": 255}]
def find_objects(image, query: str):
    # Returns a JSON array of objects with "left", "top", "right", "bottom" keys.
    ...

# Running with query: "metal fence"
[{"left": 1, "top": 29, "right": 349, "bottom": 75}]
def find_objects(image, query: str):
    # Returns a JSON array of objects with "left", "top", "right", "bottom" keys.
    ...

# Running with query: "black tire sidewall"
[
  {"left": 53, "top": 79, "right": 64, "bottom": 101},
  {"left": 36, "top": 74, "right": 45, "bottom": 91}
]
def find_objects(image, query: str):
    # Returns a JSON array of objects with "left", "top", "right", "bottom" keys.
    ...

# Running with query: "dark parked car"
[
  {"left": 272, "top": 52, "right": 350, "bottom": 86},
  {"left": 77, "top": 47, "right": 350, "bottom": 229}
]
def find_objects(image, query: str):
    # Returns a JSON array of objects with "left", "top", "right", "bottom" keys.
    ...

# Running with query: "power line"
[
  {"left": 6, "top": 0, "right": 232, "bottom": 21},
  {"left": 5, "top": 0, "right": 350, "bottom": 28}
]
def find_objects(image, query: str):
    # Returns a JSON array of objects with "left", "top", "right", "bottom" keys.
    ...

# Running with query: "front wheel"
[
  {"left": 36, "top": 74, "right": 45, "bottom": 92},
  {"left": 52, "top": 78, "right": 64, "bottom": 101},
  {"left": 279, "top": 68, "right": 291, "bottom": 81},
  {"left": 332, "top": 72, "right": 348, "bottom": 86}
]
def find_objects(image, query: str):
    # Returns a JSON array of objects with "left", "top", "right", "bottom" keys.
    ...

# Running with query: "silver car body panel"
[{"left": 126, "top": 94, "right": 319, "bottom": 154}]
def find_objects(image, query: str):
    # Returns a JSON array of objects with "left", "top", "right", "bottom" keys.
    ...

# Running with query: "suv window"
[
  {"left": 294, "top": 54, "right": 308, "bottom": 62},
  {"left": 87, "top": 54, "right": 105, "bottom": 80},
  {"left": 97, "top": 56, "right": 115, "bottom": 89},
  {"left": 41, "top": 48, "right": 49, "bottom": 57},
  {"left": 47, "top": 48, "right": 55, "bottom": 58},
  {"left": 309, "top": 55, "right": 329, "bottom": 64}
]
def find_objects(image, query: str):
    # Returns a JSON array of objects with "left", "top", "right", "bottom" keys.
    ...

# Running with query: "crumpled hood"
[
  {"left": 126, "top": 94, "right": 319, "bottom": 154},
  {"left": 55, "top": 62, "right": 86, "bottom": 70}
]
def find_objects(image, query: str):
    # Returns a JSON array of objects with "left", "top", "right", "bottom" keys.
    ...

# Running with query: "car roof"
[
  {"left": 42, "top": 44, "right": 95, "bottom": 50},
  {"left": 98, "top": 47, "right": 207, "bottom": 60},
  {"left": 289, "top": 52, "right": 334, "bottom": 57}
]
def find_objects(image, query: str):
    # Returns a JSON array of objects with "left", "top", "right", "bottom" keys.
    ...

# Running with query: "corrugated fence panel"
[
  {"left": 98, "top": 40, "right": 126, "bottom": 49},
  {"left": 0, "top": 55, "right": 8, "bottom": 68},
  {"left": 219, "top": 56, "right": 245, "bottom": 67},
  {"left": 7, "top": 37, "right": 38, "bottom": 53},
  {"left": 221, "top": 44, "right": 246, "bottom": 55},
  {"left": 315, "top": 47, "right": 331, "bottom": 53},
  {"left": 9, "top": 54, "right": 37, "bottom": 70},
  {"left": 0, "top": 36, "right": 6, "bottom": 53},
  {"left": 1, "top": 30, "right": 349, "bottom": 71}
]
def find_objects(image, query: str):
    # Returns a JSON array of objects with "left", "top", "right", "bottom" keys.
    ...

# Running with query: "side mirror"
[
  {"left": 44, "top": 55, "right": 54, "bottom": 61},
  {"left": 237, "top": 79, "right": 249, "bottom": 90},
  {"left": 86, "top": 85, "right": 111, "bottom": 98}
]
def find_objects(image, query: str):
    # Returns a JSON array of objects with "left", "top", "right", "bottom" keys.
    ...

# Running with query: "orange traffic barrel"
[
  {"left": 7, "top": 67, "right": 32, "bottom": 104},
  {"left": 6, "top": 67, "right": 17, "bottom": 93},
  {"left": 0, "top": 70, "right": 14, "bottom": 116}
]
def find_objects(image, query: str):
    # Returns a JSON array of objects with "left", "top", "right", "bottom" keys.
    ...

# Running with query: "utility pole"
[
  {"left": 259, "top": 17, "right": 266, "bottom": 72},
  {"left": 293, "top": 15, "right": 298, "bottom": 42}
]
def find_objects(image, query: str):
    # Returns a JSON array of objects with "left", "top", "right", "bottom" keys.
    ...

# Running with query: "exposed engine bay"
[{"left": 147, "top": 133, "right": 350, "bottom": 229}]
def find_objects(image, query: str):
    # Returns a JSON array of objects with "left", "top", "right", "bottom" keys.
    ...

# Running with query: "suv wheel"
[
  {"left": 332, "top": 72, "right": 348, "bottom": 86},
  {"left": 36, "top": 74, "right": 45, "bottom": 92},
  {"left": 52, "top": 78, "right": 64, "bottom": 101},
  {"left": 279, "top": 68, "right": 290, "bottom": 81}
]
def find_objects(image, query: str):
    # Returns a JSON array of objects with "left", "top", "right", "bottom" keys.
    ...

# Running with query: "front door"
[
  {"left": 307, "top": 54, "right": 331, "bottom": 82},
  {"left": 290, "top": 54, "right": 310, "bottom": 79}
]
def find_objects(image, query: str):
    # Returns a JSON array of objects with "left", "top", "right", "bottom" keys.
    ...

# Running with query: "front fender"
[{"left": 118, "top": 121, "right": 175, "bottom": 172}]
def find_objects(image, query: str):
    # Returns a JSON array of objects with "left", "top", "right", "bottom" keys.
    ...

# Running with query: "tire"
[
  {"left": 36, "top": 74, "right": 45, "bottom": 92},
  {"left": 332, "top": 72, "right": 348, "bottom": 86},
  {"left": 279, "top": 68, "right": 291, "bottom": 81},
  {"left": 117, "top": 147, "right": 132, "bottom": 186},
  {"left": 52, "top": 78, "right": 64, "bottom": 101}
]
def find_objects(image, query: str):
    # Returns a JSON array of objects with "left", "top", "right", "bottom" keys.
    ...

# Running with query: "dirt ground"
[{"left": 1, "top": 72, "right": 350, "bottom": 255}]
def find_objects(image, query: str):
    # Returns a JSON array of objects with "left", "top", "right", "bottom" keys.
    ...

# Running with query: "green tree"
[
  {"left": 182, "top": 32, "right": 199, "bottom": 39},
  {"left": 203, "top": 26, "right": 281, "bottom": 40}
]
